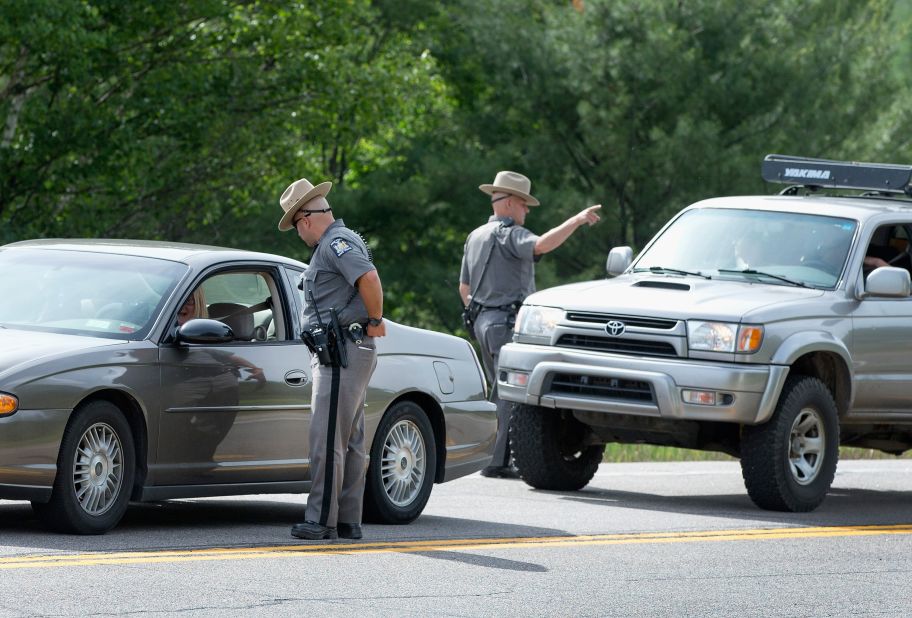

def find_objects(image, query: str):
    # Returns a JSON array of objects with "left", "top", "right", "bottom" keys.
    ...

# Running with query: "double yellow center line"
[{"left": 3, "top": 524, "right": 911, "bottom": 570}]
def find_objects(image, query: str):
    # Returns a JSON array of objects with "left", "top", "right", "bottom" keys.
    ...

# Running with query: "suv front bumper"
[{"left": 497, "top": 343, "right": 789, "bottom": 425}]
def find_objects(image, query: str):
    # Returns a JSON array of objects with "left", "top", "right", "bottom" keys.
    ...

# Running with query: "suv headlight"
[
  {"left": 514, "top": 305, "right": 564, "bottom": 339},
  {"left": 687, "top": 321, "right": 764, "bottom": 353}
]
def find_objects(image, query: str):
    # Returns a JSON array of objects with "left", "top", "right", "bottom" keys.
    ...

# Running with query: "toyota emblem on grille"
[{"left": 605, "top": 320, "right": 626, "bottom": 336}]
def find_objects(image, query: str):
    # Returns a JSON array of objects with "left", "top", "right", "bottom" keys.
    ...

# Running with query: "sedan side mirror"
[
  {"left": 606, "top": 246, "right": 633, "bottom": 277},
  {"left": 861, "top": 266, "right": 911, "bottom": 299},
  {"left": 178, "top": 318, "right": 235, "bottom": 344}
]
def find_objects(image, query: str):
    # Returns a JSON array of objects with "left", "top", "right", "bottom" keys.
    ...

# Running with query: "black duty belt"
[{"left": 479, "top": 302, "right": 521, "bottom": 312}]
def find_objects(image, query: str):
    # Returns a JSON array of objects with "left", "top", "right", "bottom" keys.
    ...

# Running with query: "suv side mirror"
[
  {"left": 606, "top": 246, "right": 633, "bottom": 277},
  {"left": 178, "top": 318, "right": 235, "bottom": 344},
  {"left": 863, "top": 266, "right": 911, "bottom": 298}
]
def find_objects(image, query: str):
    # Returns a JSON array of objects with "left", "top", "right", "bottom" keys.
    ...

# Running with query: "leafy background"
[
  {"left": 3, "top": 0, "right": 911, "bottom": 334},
  {"left": 5, "top": 0, "right": 911, "bottom": 459}
]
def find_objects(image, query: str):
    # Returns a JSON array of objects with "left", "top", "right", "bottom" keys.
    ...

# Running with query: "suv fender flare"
[
  {"left": 762, "top": 331, "right": 854, "bottom": 419},
  {"left": 770, "top": 331, "right": 853, "bottom": 369}
]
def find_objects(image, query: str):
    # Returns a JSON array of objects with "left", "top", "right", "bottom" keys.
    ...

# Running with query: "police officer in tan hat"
[
  {"left": 279, "top": 177, "right": 386, "bottom": 540},
  {"left": 459, "top": 170, "right": 601, "bottom": 478}
]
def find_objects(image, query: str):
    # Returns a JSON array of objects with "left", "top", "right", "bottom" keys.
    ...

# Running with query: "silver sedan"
[{"left": 0, "top": 239, "right": 495, "bottom": 534}]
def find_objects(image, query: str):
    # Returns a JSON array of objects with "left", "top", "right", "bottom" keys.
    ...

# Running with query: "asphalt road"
[{"left": 1, "top": 460, "right": 911, "bottom": 617}]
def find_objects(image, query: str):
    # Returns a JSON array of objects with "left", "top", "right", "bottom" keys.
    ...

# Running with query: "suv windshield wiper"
[
  {"left": 717, "top": 268, "right": 808, "bottom": 288},
  {"left": 635, "top": 266, "right": 712, "bottom": 279}
]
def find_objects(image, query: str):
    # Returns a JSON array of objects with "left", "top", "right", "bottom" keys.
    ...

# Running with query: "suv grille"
[
  {"left": 565, "top": 312, "right": 677, "bottom": 330},
  {"left": 556, "top": 334, "right": 678, "bottom": 357},
  {"left": 549, "top": 373, "right": 654, "bottom": 402}
]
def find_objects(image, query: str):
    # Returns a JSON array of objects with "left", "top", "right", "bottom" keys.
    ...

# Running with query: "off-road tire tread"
[
  {"left": 740, "top": 375, "right": 838, "bottom": 512},
  {"left": 510, "top": 404, "right": 601, "bottom": 491}
]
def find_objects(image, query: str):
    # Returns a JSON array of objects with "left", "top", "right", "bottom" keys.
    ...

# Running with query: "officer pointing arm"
[
  {"left": 458, "top": 191, "right": 600, "bottom": 305},
  {"left": 459, "top": 170, "right": 601, "bottom": 479}
]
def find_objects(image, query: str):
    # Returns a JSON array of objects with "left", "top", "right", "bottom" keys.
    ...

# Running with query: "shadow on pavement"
[
  {"left": 552, "top": 486, "right": 912, "bottom": 527},
  {"left": 0, "top": 499, "right": 566, "bottom": 558}
]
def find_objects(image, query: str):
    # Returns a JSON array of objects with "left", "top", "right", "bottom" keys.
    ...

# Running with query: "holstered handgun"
[
  {"left": 461, "top": 300, "right": 482, "bottom": 340},
  {"left": 329, "top": 308, "right": 348, "bottom": 368}
]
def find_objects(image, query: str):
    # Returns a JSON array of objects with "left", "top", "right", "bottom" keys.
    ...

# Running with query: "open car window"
[
  {"left": 178, "top": 271, "right": 289, "bottom": 342},
  {"left": 864, "top": 224, "right": 912, "bottom": 276}
]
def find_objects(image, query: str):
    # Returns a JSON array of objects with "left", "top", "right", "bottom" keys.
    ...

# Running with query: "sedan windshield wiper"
[
  {"left": 635, "top": 266, "right": 712, "bottom": 279},
  {"left": 717, "top": 268, "right": 808, "bottom": 288}
]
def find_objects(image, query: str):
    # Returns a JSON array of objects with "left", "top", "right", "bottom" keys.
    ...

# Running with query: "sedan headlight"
[
  {"left": 0, "top": 393, "right": 18, "bottom": 417},
  {"left": 687, "top": 321, "right": 764, "bottom": 353},
  {"left": 514, "top": 305, "right": 564, "bottom": 339}
]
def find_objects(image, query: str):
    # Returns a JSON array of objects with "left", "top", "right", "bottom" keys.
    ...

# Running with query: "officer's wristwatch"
[{"left": 367, "top": 317, "right": 383, "bottom": 327}]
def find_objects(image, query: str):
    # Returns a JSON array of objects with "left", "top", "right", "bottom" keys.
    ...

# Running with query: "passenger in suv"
[{"left": 497, "top": 154, "right": 912, "bottom": 512}]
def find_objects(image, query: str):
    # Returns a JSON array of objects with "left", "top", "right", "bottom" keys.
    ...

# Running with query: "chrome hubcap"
[
  {"left": 788, "top": 407, "right": 824, "bottom": 486},
  {"left": 381, "top": 419, "right": 426, "bottom": 507},
  {"left": 73, "top": 422, "right": 124, "bottom": 515}
]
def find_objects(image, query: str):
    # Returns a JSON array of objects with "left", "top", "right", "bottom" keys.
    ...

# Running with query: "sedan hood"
[
  {"left": 526, "top": 274, "right": 825, "bottom": 321},
  {"left": 0, "top": 328, "right": 127, "bottom": 379}
]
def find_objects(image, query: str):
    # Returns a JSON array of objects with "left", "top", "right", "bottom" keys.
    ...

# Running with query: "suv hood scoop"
[
  {"left": 526, "top": 275, "right": 826, "bottom": 321},
  {"left": 633, "top": 280, "right": 691, "bottom": 291}
]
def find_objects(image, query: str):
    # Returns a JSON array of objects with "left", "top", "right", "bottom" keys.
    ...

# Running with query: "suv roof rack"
[{"left": 761, "top": 154, "right": 912, "bottom": 196}]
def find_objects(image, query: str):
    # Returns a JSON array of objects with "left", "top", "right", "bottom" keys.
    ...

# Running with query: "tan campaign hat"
[
  {"left": 278, "top": 178, "right": 333, "bottom": 231},
  {"left": 479, "top": 170, "right": 540, "bottom": 206}
]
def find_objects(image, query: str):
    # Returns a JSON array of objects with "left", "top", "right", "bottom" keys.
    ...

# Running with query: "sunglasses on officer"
[{"left": 293, "top": 207, "right": 333, "bottom": 225}]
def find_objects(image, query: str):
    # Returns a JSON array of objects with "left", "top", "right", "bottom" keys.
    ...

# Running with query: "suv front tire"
[
  {"left": 740, "top": 375, "right": 839, "bottom": 512},
  {"left": 511, "top": 405, "right": 602, "bottom": 491}
]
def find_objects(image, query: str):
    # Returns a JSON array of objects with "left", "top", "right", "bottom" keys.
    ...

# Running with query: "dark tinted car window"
[{"left": 0, "top": 248, "right": 187, "bottom": 339}]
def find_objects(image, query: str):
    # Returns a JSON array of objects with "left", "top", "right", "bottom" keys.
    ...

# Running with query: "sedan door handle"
[{"left": 284, "top": 370, "right": 310, "bottom": 387}]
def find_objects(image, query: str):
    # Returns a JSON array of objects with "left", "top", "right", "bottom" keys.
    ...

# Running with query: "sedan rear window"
[{"left": 0, "top": 249, "right": 187, "bottom": 339}]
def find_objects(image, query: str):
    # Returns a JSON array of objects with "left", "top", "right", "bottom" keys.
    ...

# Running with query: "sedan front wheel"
[{"left": 33, "top": 400, "right": 136, "bottom": 534}]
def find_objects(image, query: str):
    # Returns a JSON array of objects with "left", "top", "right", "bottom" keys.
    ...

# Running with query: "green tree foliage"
[
  {"left": 0, "top": 0, "right": 442, "bottom": 252},
  {"left": 368, "top": 0, "right": 911, "bottom": 332},
  {"left": 429, "top": 0, "right": 907, "bottom": 254},
  {"left": 2, "top": 0, "right": 911, "bottom": 335}
]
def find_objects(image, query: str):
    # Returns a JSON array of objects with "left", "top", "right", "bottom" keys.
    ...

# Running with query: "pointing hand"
[{"left": 578, "top": 204, "right": 602, "bottom": 226}]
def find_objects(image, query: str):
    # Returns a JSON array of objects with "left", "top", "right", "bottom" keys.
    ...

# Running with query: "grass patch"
[
  {"left": 839, "top": 447, "right": 912, "bottom": 460},
  {"left": 602, "top": 443, "right": 912, "bottom": 462},
  {"left": 603, "top": 444, "right": 733, "bottom": 462}
]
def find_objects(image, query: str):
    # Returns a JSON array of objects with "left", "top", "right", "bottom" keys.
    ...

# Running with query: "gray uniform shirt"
[
  {"left": 301, "top": 219, "right": 375, "bottom": 329},
  {"left": 460, "top": 215, "right": 540, "bottom": 307}
]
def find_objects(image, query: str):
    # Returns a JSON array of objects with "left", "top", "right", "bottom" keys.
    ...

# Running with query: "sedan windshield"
[
  {"left": 634, "top": 208, "right": 858, "bottom": 288},
  {"left": 0, "top": 249, "right": 187, "bottom": 339}
]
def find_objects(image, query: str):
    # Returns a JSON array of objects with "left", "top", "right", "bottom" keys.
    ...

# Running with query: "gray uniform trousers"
[
  {"left": 305, "top": 337, "right": 378, "bottom": 527},
  {"left": 473, "top": 308, "right": 515, "bottom": 468}
]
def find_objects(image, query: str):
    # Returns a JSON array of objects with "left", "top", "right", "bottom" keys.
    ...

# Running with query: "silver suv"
[{"left": 497, "top": 155, "right": 912, "bottom": 512}]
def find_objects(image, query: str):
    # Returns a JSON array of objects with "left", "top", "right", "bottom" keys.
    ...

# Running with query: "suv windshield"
[
  {"left": 0, "top": 248, "right": 187, "bottom": 339},
  {"left": 634, "top": 208, "right": 858, "bottom": 288}
]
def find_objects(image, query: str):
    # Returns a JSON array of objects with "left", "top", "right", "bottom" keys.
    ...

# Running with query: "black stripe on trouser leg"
[{"left": 319, "top": 364, "right": 341, "bottom": 526}]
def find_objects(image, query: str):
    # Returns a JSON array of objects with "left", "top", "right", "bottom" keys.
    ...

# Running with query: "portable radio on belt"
[{"left": 302, "top": 291, "right": 348, "bottom": 368}]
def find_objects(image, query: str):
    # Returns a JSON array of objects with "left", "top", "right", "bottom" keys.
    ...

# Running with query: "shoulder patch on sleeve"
[{"left": 330, "top": 237, "right": 353, "bottom": 257}]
